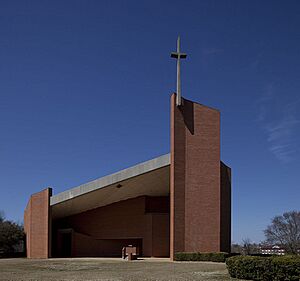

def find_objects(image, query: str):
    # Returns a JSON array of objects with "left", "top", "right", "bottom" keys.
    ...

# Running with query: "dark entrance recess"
[
  {"left": 61, "top": 232, "right": 72, "bottom": 257},
  {"left": 56, "top": 229, "right": 72, "bottom": 257}
]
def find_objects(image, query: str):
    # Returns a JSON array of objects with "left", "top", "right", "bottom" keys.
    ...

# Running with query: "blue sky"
[{"left": 0, "top": 0, "right": 299, "bottom": 243}]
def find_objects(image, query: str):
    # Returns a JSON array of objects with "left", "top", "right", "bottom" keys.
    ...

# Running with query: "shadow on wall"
[{"left": 181, "top": 98, "right": 194, "bottom": 135}]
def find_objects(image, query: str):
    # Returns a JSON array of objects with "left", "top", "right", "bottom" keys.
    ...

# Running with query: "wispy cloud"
[
  {"left": 256, "top": 83, "right": 273, "bottom": 122},
  {"left": 265, "top": 114, "right": 300, "bottom": 163},
  {"left": 257, "top": 85, "right": 300, "bottom": 163}
]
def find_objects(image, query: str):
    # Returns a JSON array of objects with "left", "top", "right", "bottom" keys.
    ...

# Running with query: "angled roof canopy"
[{"left": 51, "top": 154, "right": 170, "bottom": 219}]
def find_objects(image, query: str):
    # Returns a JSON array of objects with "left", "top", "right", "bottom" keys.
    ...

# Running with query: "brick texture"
[
  {"left": 52, "top": 196, "right": 170, "bottom": 257},
  {"left": 24, "top": 188, "right": 52, "bottom": 258},
  {"left": 170, "top": 94, "right": 231, "bottom": 259}
]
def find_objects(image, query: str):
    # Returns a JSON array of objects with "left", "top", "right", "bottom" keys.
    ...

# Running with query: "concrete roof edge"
[{"left": 50, "top": 153, "right": 170, "bottom": 206}]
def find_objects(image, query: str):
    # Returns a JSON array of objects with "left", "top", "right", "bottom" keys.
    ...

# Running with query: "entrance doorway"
[{"left": 57, "top": 229, "right": 72, "bottom": 257}]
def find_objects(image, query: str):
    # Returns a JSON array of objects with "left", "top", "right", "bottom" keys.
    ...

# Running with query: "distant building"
[{"left": 260, "top": 245, "right": 285, "bottom": 255}]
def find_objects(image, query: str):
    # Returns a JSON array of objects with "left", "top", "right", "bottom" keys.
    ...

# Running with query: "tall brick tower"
[
  {"left": 169, "top": 38, "right": 231, "bottom": 259},
  {"left": 170, "top": 94, "right": 231, "bottom": 259}
]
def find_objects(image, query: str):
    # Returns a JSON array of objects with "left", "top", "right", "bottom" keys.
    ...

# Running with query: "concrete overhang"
[{"left": 51, "top": 154, "right": 170, "bottom": 219}]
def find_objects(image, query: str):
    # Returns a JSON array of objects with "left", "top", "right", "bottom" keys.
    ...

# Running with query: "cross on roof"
[{"left": 171, "top": 36, "right": 187, "bottom": 106}]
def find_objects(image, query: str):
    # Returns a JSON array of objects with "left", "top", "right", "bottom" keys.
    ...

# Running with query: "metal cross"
[{"left": 171, "top": 36, "right": 187, "bottom": 106}]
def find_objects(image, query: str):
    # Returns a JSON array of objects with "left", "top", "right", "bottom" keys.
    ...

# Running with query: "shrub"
[
  {"left": 226, "top": 255, "right": 300, "bottom": 280},
  {"left": 272, "top": 256, "right": 300, "bottom": 281},
  {"left": 174, "top": 252, "right": 229, "bottom": 262},
  {"left": 226, "top": 256, "right": 272, "bottom": 280}
]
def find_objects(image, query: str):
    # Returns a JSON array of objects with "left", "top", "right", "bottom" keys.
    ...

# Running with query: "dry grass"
[{"left": 0, "top": 258, "right": 240, "bottom": 281}]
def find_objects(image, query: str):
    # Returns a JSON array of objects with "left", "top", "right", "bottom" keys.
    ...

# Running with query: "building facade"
[{"left": 24, "top": 94, "right": 231, "bottom": 259}]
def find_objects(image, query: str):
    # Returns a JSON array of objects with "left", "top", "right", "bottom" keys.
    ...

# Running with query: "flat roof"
[{"left": 50, "top": 153, "right": 170, "bottom": 207}]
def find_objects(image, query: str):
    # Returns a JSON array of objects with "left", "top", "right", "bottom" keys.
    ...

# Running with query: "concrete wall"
[
  {"left": 24, "top": 188, "right": 52, "bottom": 258},
  {"left": 170, "top": 94, "right": 231, "bottom": 259},
  {"left": 52, "top": 196, "right": 170, "bottom": 257}
]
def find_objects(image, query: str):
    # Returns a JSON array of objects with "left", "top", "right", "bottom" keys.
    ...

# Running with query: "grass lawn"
[{"left": 0, "top": 258, "right": 243, "bottom": 281}]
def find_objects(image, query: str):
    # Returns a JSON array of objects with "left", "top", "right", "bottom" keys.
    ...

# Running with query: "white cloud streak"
[{"left": 257, "top": 86, "right": 300, "bottom": 163}]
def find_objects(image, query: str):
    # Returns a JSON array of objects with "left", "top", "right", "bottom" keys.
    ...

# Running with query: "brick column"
[
  {"left": 170, "top": 94, "right": 230, "bottom": 259},
  {"left": 24, "top": 188, "right": 52, "bottom": 258}
]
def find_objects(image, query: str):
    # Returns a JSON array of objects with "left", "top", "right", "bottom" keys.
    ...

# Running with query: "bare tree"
[
  {"left": 231, "top": 243, "right": 243, "bottom": 254},
  {"left": 241, "top": 238, "right": 260, "bottom": 255},
  {"left": 242, "top": 238, "right": 252, "bottom": 255},
  {"left": 264, "top": 210, "right": 300, "bottom": 254}
]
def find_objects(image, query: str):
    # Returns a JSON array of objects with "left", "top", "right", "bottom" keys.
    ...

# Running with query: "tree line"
[
  {"left": 0, "top": 211, "right": 25, "bottom": 256},
  {"left": 232, "top": 211, "right": 300, "bottom": 255}
]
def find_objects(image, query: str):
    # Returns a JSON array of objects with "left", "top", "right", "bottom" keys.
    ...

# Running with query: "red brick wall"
[
  {"left": 170, "top": 94, "right": 231, "bottom": 259},
  {"left": 52, "top": 196, "right": 170, "bottom": 257},
  {"left": 170, "top": 95, "right": 187, "bottom": 258},
  {"left": 71, "top": 233, "right": 143, "bottom": 257},
  {"left": 152, "top": 213, "right": 170, "bottom": 257},
  {"left": 24, "top": 188, "right": 52, "bottom": 258}
]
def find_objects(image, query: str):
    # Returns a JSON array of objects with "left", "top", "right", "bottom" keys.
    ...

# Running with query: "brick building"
[{"left": 24, "top": 94, "right": 231, "bottom": 259}]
